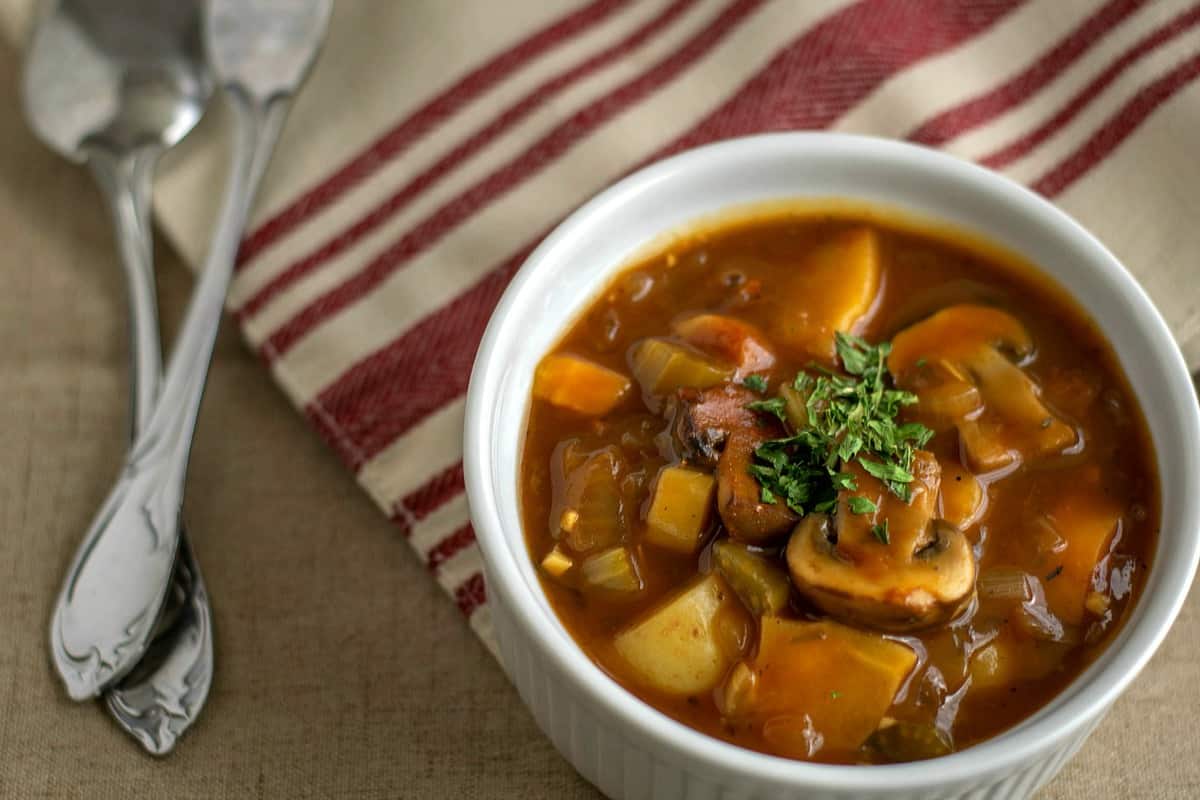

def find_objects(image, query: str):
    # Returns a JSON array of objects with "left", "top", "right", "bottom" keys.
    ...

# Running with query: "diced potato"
[
  {"left": 540, "top": 546, "right": 574, "bottom": 579},
  {"left": 712, "top": 540, "right": 791, "bottom": 616},
  {"left": 772, "top": 227, "right": 882, "bottom": 363},
  {"left": 644, "top": 466, "right": 716, "bottom": 554},
  {"left": 673, "top": 313, "right": 775, "bottom": 378},
  {"left": 1042, "top": 489, "right": 1122, "bottom": 624},
  {"left": 779, "top": 383, "right": 809, "bottom": 431},
  {"left": 630, "top": 338, "right": 732, "bottom": 395},
  {"left": 968, "top": 632, "right": 1067, "bottom": 690},
  {"left": 554, "top": 448, "right": 625, "bottom": 554},
  {"left": 938, "top": 460, "right": 985, "bottom": 529},
  {"left": 534, "top": 353, "right": 631, "bottom": 416},
  {"left": 613, "top": 574, "right": 744, "bottom": 695},
  {"left": 581, "top": 546, "right": 642, "bottom": 592},
  {"left": 742, "top": 618, "right": 916, "bottom": 759}
]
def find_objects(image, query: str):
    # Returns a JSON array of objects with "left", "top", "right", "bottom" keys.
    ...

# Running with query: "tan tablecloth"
[{"left": 3, "top": 2, "right": 1200, "bottom": 797}]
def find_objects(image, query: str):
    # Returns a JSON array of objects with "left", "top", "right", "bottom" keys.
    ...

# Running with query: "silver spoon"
[
  {"left": 23, "top": 0, "right": 216, "bottom": 749},
  {"left": 44, "top": 0, "right": 331, "bottom": 709}
]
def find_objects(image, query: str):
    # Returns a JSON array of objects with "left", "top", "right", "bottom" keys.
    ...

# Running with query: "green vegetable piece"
[
  {"left": 742, "top": 374, "right": 768, "bottom": 393},
  {"left": 746, "top": 396, "right": 787, "bottom": 422},
  {"left": 581, "top": 546, "right": 642, "bottom": 592},
  {"left": 630, "top": 338, "right": 731, "bottom": 395},
  {"left": 712, "top": 540, "right": 791, "bottom": 617},
  {"left": 748, "top": 332, "right": 934, "bottom": 519},
  {"left": 848, "top": 496, "right": 878, "bottom": 515}
]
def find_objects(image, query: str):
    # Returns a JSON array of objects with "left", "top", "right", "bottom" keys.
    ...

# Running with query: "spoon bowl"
[{"left": 23, "top": 0, "right": 210, "bottom": 161}]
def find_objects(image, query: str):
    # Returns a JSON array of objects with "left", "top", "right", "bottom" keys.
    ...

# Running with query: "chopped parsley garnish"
[
  {"left": 746, "top": 396, "right": 787, "bottom": 422},
  {"left": 871, "top": 520, "right": 890, "bottom": 545},
  {"left": 741, "top": 374, "right": 768, "bottom": 393},
  {"left": 745, "top": 332, "right": 934, "bottom": 516},
  {"left": 847, "top": 496, "right": 877, "bottom": 515}
]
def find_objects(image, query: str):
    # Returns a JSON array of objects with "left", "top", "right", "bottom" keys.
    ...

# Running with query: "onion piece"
[
  {"left": 1016, "top": 600, "right": 1080, "bottom": 645},
  {"left": 977, "top": 568, "right": 1033, "bottom": 602}
]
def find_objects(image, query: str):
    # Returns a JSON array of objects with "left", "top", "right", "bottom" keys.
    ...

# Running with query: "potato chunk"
[
  {"left": 771, "top": 227, "right": 881, "bottom": 363},
  {"left": 614, "top": 574, "right": 745, "bottom": 695},
  {"left": 733, "top": 618, "right": 916, "bottom": 759},
  {"left": 540, "top": 546, "right": 574, "bottom": 579},
  {"left": 534, "top": 353, "right": 631, "bottom": 416},
  {"left": 644, "top": 466, "right": 716, "bottom": 554},
  {"left": 968, "top": 631, "right": 1067, "bottom": 690}
]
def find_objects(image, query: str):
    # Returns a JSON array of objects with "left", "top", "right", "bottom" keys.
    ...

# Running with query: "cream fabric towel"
[{"left": 6, "top": 0, "right": 1199, "bottom": 655}]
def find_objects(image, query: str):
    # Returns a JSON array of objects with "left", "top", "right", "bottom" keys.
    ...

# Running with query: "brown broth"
[{"left": 519, "top": 209, "right": 1158, "bottom": 764}]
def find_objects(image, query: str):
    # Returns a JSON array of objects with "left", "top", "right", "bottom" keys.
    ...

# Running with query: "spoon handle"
[
  {"left": 49, "top": 90, "right": 287, "bottom": 701},
  {"left": 88, "top": 149, "right": 161, "bottom": 435},
  {"left": 49, "top": 147, "right": 173, "bottom": 700},
  {"left": 83, "top": 147, "right": 217, "bottom": 751}
]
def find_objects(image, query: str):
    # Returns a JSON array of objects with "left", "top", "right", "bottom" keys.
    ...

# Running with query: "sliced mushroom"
[
  {"left": 718, "top": 428, "right": 798, "bottom": 543},
  {"left": 888, "top": 305, "right": 1076, "bottom": 474},
  {"left": 671, "top": 384, "right": 758, "bottom": 466},
  {"left": 673, "top": 313, "right": 776, "bottom": 379},
  {"left": 786, "top": 452, "right": 977, "bottom": 632}
]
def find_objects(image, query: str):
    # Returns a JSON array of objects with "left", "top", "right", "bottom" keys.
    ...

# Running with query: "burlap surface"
[{"left": 1, "top": 15, "right": 1198, "bottom": 800}]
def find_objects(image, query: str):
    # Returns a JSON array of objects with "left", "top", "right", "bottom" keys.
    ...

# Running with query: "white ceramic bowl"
[{"left": 464, "top": 133, "right": 1200, "bottom": 799}]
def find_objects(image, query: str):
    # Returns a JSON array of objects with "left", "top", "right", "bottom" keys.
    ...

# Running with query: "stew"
[{"left": 519, "top": 208, "right": 1158, "bottom": 765}]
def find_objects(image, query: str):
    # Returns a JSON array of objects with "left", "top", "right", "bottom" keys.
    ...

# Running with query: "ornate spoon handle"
[{"left": 49, "top": 89, "right": 288, "bottom": 701}]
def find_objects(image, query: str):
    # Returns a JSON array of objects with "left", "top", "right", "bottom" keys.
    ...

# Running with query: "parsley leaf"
[
  {"left": 871, "top": 519, "right": 890, "bottom": 544},
  {"left": 848, "top": 496, "right": 877, "bottom": 515},
  {"left": 746, "top": 397, "right": 787, "bottom": 422},
  {"left": 741, "top": 374, "right": 768, "bottom": 393},
  {"left": 748, "top": 332, "right": 934, "bottom": 520},
  {"left": 831, "top": 471, "right": 858, "bottom": 491}
]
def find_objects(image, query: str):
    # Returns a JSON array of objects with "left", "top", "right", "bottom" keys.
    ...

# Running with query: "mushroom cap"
[
  {"left": 787, "top": 515, "right": 977, "bottom": 632},
  {"left": 785, "top": 452, "right": 977, "bottom": 632},
  {"left": 888, "top": 305, "right": 1075, "bottom": 474},
  {"left": 888, "top": 304, "right": 1034, "bottom": 382},
  {"left": 717, "top": 428, "right": 798, "bottom": 543}
]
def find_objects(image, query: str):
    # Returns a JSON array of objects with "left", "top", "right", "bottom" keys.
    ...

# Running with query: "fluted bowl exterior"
[{"left": 464, "top": 133, "right": 1200, "bottom": 799}]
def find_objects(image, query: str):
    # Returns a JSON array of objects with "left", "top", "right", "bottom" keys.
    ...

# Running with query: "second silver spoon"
[{"left": 46, "top": 0, "right": 331, "bottom": 710}]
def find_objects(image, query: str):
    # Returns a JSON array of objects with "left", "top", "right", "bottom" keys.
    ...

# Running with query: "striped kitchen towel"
[{"left": 7, "top": 0, "right": 1199, "bottom": 653}]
